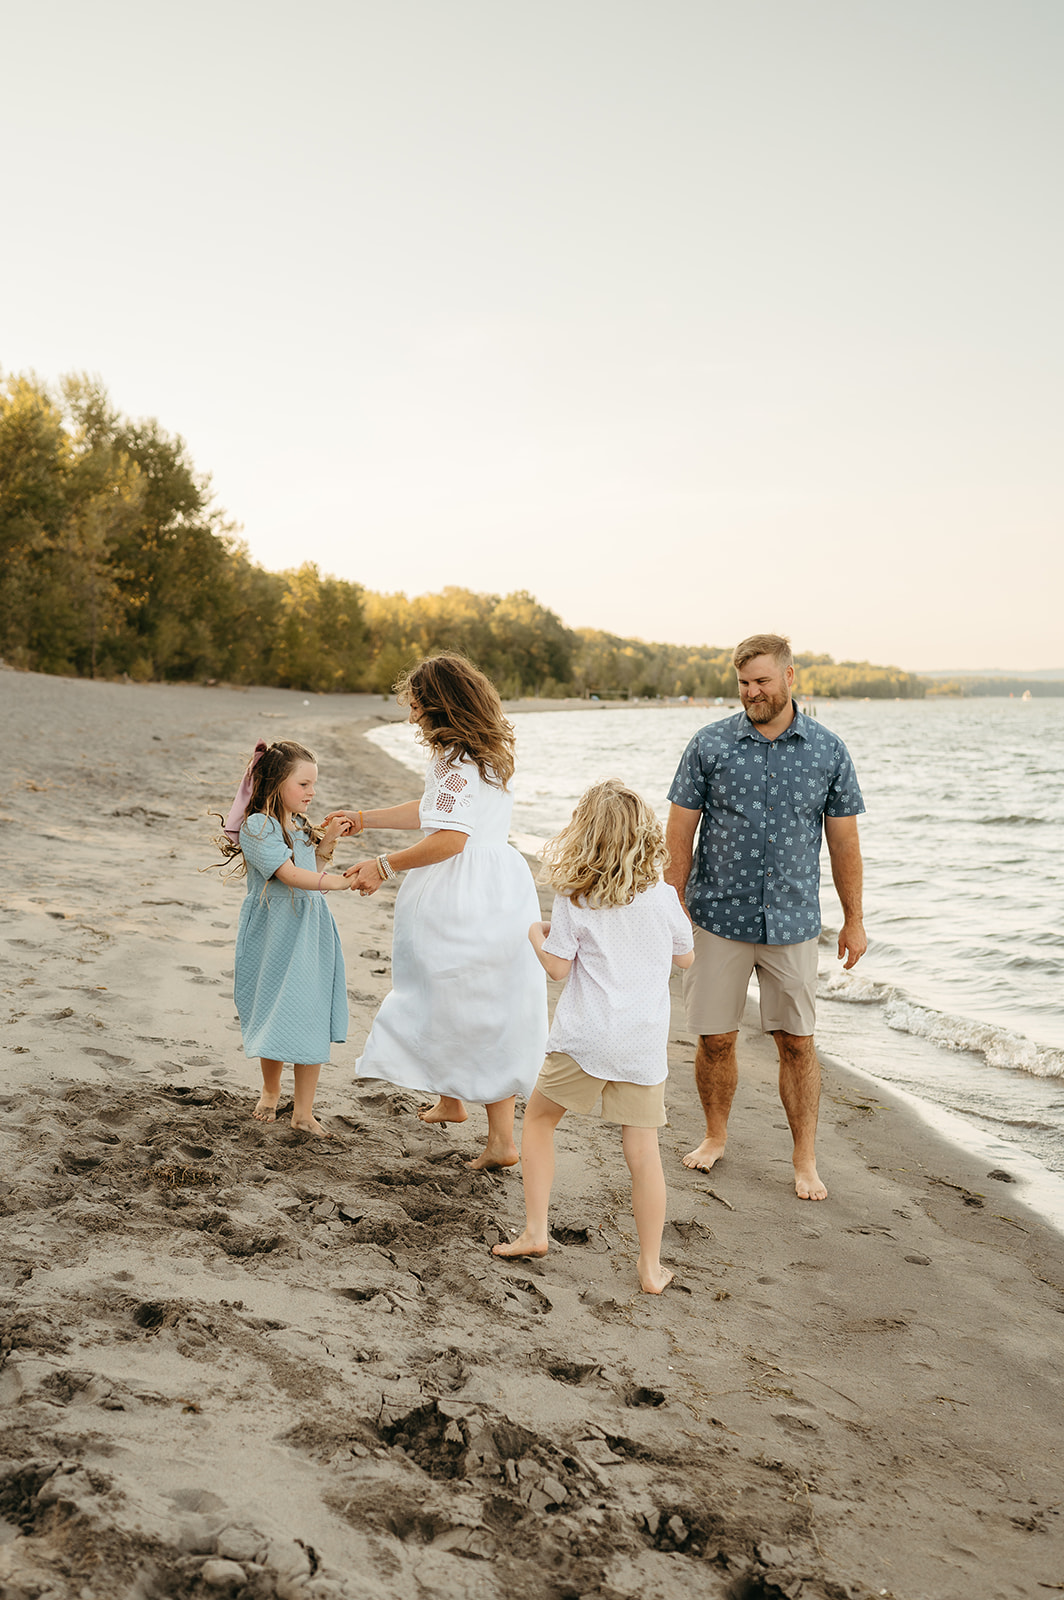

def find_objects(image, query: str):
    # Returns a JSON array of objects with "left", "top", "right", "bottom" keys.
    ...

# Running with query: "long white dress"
[{"left": 355, "top": 752, "right": 548, "bottom": 1101}]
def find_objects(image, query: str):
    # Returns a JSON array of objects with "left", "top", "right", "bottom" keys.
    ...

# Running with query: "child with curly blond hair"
[{"left": 493, "top": 779, "right": 694, "bottom": 1293}]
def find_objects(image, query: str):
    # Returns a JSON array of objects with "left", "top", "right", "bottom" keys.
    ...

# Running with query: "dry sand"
[{"left": 1, "top": 669, "right": 1063, "bottom": 1600}]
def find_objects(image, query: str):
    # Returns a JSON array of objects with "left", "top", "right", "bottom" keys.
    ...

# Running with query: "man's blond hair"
[{"left": 732, "top": 633, "right": 793, "bottom": 673}]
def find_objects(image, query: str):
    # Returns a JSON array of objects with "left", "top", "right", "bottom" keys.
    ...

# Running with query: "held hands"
[
  {"left": 528, "top": 921, "right": 551, "bottom": 950},
  {"left": 345, "top": 859, "right": 385, "bottom": 897},
  {"left": 319, "top": 815, "right": 352, "bottom": 850},
  {"left": 837, "top": 919, "right": 867, "bottom": 971},
  {"left": 324, "top": 808, "right": 363, "bottom": 832}
]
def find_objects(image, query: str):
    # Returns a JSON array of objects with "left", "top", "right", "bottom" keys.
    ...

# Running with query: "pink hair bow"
[{"left": 223, "top": 740, "right": 268, "bottom": 843}]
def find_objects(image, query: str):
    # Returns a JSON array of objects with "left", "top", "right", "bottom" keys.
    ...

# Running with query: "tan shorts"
[
  {"left": 683, "top": 927, "right": 818, "bottom": 1037},
  {"left": 534, "top": 1052, "right": 667, "bottom": 1128}
]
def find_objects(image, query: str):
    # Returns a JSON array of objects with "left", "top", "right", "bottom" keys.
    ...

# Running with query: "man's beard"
[{"left": 742, "top": 687, "right": 790, "bottom": 723}]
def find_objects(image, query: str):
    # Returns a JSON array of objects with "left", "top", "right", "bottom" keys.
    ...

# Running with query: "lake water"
[{"left": 368, "top": 699, "right": 1064, "bottom": 1227}]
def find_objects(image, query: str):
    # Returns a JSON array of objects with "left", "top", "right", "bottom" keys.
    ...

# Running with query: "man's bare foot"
[
  {"left": 291, "top": 1114, "right": 333, "bottom": 1139},
  {"left": 795, "top": 1161, "right": 827, "bottom": 1200},
  {"left": 638, "top": 1261, "right": 675, "bottom": 1295},
  {"left": 418, "top": 1097, "right": 468, "bottom": 1125},
  {"left": 682, "top": 1136, "right": 726, "bottom": 1173},
  {"left": 492, "top": 1230, "right": 548, "bottom": 1258},
  {"left": 253, "top": 1094, "right": 280, "bottom": 1123},
  {"left": 466, "top": 1141, "right": 519, "bottom": 1171}
]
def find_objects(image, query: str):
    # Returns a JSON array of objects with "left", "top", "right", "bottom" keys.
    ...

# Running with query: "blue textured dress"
[{"left": 234, "top": 813, "right": 348, "bottom": 1064}]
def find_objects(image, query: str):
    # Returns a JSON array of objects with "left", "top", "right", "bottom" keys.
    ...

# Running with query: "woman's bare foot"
[
  {"left": 638, "top": 1261, "right": 675, "bottom": 1295},
  {"left": 253, "top": 1094, "right": 280, "bottom": 1123},
  {"left": 467, "top": 1140, "right": 519, "bottom": 1171},
  {"left": 418, "top": 1097, "right": 467, "bottom": 1125},
  {"left": 291, "top": 1113, "right": 333, "bottom": 1139},
  {"left": 492, "top": 1230, "right": 548, "bottom": 1258}
]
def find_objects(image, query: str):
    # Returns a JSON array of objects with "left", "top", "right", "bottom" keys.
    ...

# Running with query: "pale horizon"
[{"left": 2, "top": 1, "right": 1061, "bottom": 670}]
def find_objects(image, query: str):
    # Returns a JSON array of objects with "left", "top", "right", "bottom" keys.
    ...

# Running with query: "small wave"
[
  {"left": 975, "top": 814, "right": 1050, "bottom": 827},
  {"left": 899, "top": 811, "right": 1050, "bottom": 827},
  {"left": 819, "top": 973, "right": 893, "bottom": 1004},
  {"left": 884, "top": 998, "right": 1064, "bottom": 1079}
]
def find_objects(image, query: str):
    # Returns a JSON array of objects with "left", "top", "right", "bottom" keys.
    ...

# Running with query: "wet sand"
[{"left": 1, "top": 669, "right": 1063, "bottom": 1600}]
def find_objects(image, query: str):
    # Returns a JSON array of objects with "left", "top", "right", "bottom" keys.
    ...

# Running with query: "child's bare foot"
[
  {"left": 492, "top": 1230, "right": 548, "bottom": 1258},
  {"left": 467, "top": 1140, "right": 519, "bottom": 1171},
  {"left": 291, "top": 1113, "right": 332, "bottom": 1139},
  {"left": 253, "top": 1094, "right": 280, "bottom": 1123},
  {"left": 638, "top": 1261, "right": 675, "bottom": 1294},
  {"left": 418, "top": 1097, "right": 467, "bottom": 1125}
]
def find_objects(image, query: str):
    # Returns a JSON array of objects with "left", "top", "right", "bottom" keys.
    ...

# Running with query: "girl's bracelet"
[
  {"left": 317, "top": 869, "right": 328, "bottom": 892},
  {"left": 356, "top": 810, "right": 364, "bottom": 834},
  {"left": 376, "top": 855, "right": 396, "bottom": 881}
]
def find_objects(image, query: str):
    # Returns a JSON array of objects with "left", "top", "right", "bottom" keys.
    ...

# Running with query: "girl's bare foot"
[
  {"left": 638, "top": 1261, "right": 675, "bottom": 1295},
  {"left": 467, "top": 1141, "right": 519, "bottom": 1171},
  {"left": 418, "top": 1097, "right": 467, "bottom": 1125},
  {"left": 291, "top": 1114, "right": 332, "bottom": 1139},
  {"left": 492, "top": 1230, "right": 548, "bottom": 1258},
  {"left": 253, "top": 1094, "right": 280, "bottom": 1123}
]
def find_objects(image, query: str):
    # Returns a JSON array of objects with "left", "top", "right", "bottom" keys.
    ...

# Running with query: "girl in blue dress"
[{"left": 218, "top": 740, "right": 352, "bottom": 1137}]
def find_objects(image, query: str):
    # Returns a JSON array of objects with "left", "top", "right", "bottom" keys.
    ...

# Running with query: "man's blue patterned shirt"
[{"left": 667, "top": 703, "right": 864, "bottom": 946}]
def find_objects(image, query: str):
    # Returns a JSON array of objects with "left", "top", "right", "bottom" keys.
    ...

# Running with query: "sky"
[{"left": 2, "top": 1, "right": 1061, "bottom": 670}]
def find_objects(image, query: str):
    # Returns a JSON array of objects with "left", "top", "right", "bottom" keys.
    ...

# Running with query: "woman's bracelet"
[
  {"left": 376, "top": 855, "right": 396, "bottom": 881},
  {"left": 356, "top": 810, "right": 364, "bottom": 834}
]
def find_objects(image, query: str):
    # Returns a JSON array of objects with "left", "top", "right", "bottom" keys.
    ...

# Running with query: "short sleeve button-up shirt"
[{"left": 667, "top": 702, "right": 864, "bottom": 946}]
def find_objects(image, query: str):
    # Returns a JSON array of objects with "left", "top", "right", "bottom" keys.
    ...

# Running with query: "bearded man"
[{"left": 664, "top": 633, "right": 866, "bottom": 1200}]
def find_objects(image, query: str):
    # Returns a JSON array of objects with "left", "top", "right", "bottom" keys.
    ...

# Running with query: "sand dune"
[{"left": 1, "top": 669, "right": 1063, "bottom": 1600}]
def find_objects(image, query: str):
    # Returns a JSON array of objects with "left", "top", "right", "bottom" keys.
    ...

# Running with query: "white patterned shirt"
[{"left": 542, "top": 882, "right": 694, "bottom": 1084}]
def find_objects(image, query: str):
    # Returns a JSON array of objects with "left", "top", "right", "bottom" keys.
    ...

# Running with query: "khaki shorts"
[
  {"left": 683, "top": 927, "right": 818, "bottom": 1037},
  {"left": 535, "top": 1052, "right": 667, "bottom": 1128}
]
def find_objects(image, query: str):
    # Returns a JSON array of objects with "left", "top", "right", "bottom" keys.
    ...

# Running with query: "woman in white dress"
[{"left": 329, "top": 654, "right": 548, "bottom": 1170}]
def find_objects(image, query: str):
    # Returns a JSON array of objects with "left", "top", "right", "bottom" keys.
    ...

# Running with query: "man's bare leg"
[
  {"left": 292, "top": 1062, "right": 332, "bottom": 1138},
  {"left": 467, "top": 1095, "right": 519, "bottom": 1171},
  {"left": 254, "top": 1058, "right": 283, "bottom": 1122},
  {"left": 418, "top": 1097, "right": 468, "bottom": 1125},
  {"left": 493, "top": 1090, "right": 565, "bottom": 1255},
  {"left": 773, "top": 1031, "right": 826, "bottom": 1199},
  {"left": 682, "top": 1031, "right": 739, "bottom": 1171}
]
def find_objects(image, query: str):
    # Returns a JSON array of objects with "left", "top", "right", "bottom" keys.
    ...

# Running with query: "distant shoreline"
[{"left": 5, "top": 661, "right": 1064, "bottom": 707}]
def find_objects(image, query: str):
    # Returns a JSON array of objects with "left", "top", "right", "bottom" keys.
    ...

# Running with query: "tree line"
[
  {"left": 2, "top": 372, "right": 930, "bottom": 699},
  {"left": 925, "top": 677, "right": 1064, "bottom": 698}
]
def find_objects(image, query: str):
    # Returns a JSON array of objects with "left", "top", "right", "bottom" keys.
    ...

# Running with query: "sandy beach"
[{"left": 1, "top": 669, "right": 1063, "bottom": 1600}]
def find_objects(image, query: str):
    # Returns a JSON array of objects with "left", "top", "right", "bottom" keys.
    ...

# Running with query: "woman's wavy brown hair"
[
  {"left": 212, "top": 740, "right": 324, "bottom": 877},
  {"left": 542, "top": 778, "right": 669, "bottom": 908},
  {"left": 396, "top": 654, "right": 515, "bottom": 788}
]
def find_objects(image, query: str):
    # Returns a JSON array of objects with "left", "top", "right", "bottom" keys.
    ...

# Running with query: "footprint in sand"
[
  {"left": 83, "top": 1048, "right": 132, "bottom": 1066},
  {"left": 174, "top": 1141, "right": 214, "bottom": 1161},
  {"left": 535, "top": 1355, "right": 604, "bottom": 1386},
  {"left": 624, "top": 1384, "right": 666, "bottom": 1408}
]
